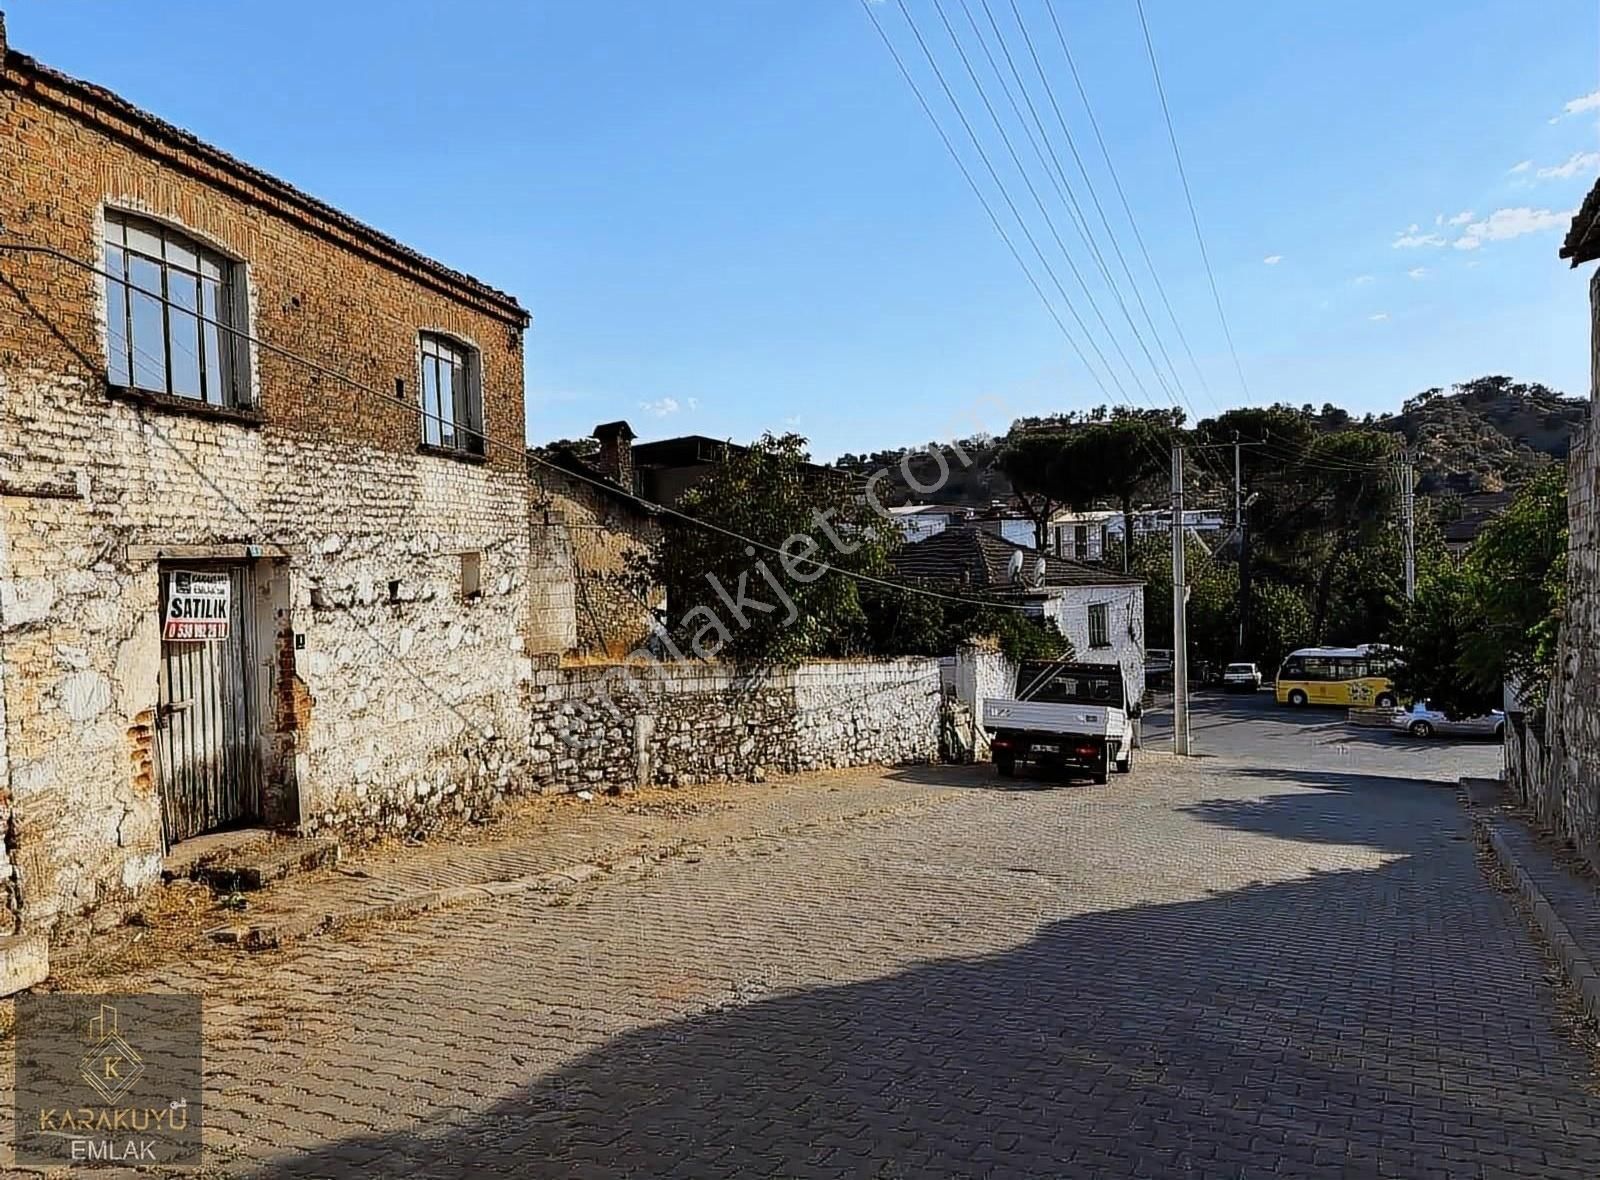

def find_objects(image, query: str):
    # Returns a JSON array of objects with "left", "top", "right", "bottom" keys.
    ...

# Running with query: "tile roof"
[{"left": 889, "top": 527, "right": 1141, "bottom": 589}]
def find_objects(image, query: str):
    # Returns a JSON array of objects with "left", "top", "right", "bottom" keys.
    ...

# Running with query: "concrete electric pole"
[
  {"left": 1399, "top": 449, "right": 1416, "bottom": 602},
  {"left": 1171, "top": 439, "right": 1191, "bottom": 756}
]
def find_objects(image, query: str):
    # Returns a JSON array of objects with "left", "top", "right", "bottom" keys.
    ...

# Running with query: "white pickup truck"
[{"left": 982, "top": 660, "right": 1140, "bottom": 784}]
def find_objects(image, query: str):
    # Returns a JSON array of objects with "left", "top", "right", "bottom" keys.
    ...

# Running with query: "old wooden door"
[{"left": 154, "top": 565, "right": 258, "bottom": 845}]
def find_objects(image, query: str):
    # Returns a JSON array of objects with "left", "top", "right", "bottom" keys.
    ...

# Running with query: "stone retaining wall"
[{"left": 526, "top": 657, "right": 941, "bottom": 792}]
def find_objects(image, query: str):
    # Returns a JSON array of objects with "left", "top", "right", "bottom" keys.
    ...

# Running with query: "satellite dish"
[
  {"left": 1007, "top": 550, "right": 1024, "bottom": 583},
  {"left": 1032, "top": 556, "right": 1048, "bottom": 586}
]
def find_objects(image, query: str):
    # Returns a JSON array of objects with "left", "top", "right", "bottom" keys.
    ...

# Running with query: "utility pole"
[
  {"left": 1400, "top": 448, "right": 1416, "bottom": 601},
  {"left": 1171, "top": 439, "right": 1191, "bottom": 756},
  {"left": 1233, "top": 434, "right": 1242, "bottom": 542}
]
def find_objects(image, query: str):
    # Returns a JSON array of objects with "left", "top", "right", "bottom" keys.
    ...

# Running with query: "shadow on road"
[{"left": 242, "top": 768, "right": 1600, "bottom": 1179}]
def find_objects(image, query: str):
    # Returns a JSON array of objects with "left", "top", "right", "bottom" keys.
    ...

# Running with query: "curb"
[
  {"left": 205, "top": 852, "right": 662, "bottom": 951},
  {"left": 1473, "top": 810, "right": 1600, "bottom": 1025}
]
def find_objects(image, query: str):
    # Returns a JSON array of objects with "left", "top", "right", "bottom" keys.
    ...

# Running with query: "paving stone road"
[{"left": 8, "top": 701, "right": 1598, "bottom": 1178}]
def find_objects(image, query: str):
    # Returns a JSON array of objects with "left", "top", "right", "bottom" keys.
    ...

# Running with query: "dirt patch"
[{"left": 44, "top": 879, "right": 227, "bottom": 991}]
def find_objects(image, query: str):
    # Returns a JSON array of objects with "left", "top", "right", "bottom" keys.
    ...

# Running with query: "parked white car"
[
  {"left": 1146, "top": 648, "right": 1174, "bottom": 678},
  {"left": 1221, "top": 662, "right": 1263, "bottom": 692},
  {"left": 1391, "top": 700, "right": 1505, "bottom": 739}
]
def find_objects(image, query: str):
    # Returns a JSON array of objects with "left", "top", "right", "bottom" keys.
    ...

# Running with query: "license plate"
[{"left": 1033, "top": 743, "right": 1060, "bottom": 754}]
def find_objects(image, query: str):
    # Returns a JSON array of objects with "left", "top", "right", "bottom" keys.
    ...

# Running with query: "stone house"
[
  {"left": 528, "top": 421, "right": 664, "bottom": 657},
  {"left": 889, "top": 526, "right": 1147, "bottom": 701},
  {"left": 0, "top": 20, "right": 534, "bottom": 939}
]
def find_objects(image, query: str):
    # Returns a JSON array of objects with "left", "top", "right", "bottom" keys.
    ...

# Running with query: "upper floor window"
[
  {"left": 104, "top": 211, "right": 246, "bottom": 406},
  {"left": 419, "top": 333, "right": 484, "bottom": 455}
]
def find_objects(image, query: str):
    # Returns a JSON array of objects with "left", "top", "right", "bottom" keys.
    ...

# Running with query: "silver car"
[{"left": 1392, "top": 700, "right": 1505, "bottom": 739}]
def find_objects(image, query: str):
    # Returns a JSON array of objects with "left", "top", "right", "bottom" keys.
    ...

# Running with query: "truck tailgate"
[{"left": 982, "top": 698, "right": 1116, "bottom": 735}]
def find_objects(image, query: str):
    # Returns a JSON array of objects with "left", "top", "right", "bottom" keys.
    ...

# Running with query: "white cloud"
[
  {"left": 687, "top": 396, "right": 700, "bottom": 411},
  {"left": 783, "top": 415, "right": 802, "bottom": 428},
  {"left": 1408, "top": 267, "right": 1428, "bottom": 279},
  {"left": 639, "top": 397, "right": 681, "bottom": 417},
  {"left": 1561, "top": 89, "right": 1600, "bottom": 118},
  {"left": 1262, "top": 254, "right": 1282, "bottom": 265},
  {"left": 1393, "top": 228, "right": 1446, "bottom": 248},
  {"left": 1352, "top": 274, "right": 1375, "bottom": 285},
  {"left": 1446, "top": 210, "right": 1475, "bottom": 225},
  {"left": 1368, "top": 313, "right": 1389, "bottom": 322},
  {"left": 1509, "top": 160, "right": 1532, "bottom": 174},
  {"left": 1452, "top": 206, "right": 1573, "bottom": 250},
  {"left": 1536, "top": 151, "right": 1600, "bottom": 180}
]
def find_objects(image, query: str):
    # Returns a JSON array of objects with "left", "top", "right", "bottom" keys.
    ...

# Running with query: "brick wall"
[{"left": 0, "top": 50, "right": 536, "bottom": 936}]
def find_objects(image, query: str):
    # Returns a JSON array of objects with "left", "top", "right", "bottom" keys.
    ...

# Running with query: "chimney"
[{"left": 592, "top": 420, "right": 636, "bottom": 493}]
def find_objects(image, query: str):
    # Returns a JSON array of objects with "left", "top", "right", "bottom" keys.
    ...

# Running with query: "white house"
[
  {"left": 889, "top": 526, "right": 1146, "bottom": 702},
  {"left": 887, "top": 503, "right": 973, "bottom": 544},
  {"left": 1050, "top": 506, "right": 1227, "bottom": 559}
]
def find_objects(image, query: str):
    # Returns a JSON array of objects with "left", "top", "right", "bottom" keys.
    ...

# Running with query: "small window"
[
  {"left": 104, "top": 210, "right": 246, "bottom": 406},
  {"left": 1088, "top": 602, "right": 1110, "bottom": 649},
  {"left": 419, "top": 333, "right": 484, "bottom": 455},
  {"left": 1073, "top": 524, "right": 1088, "bottom": 559},
  {"left": 460, "top": 551, "right": 482, "bottom": 600}
]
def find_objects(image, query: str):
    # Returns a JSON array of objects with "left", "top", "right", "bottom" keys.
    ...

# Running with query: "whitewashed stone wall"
[
  {"left": 0, "top": 365, "right": 531, "bottom": 936},
  {"left": 951, "top": 645, "right": 1016, "bottom": 760},
  {"left": 792, "top": 659, "right": 943, "bottom": 771},
  {"left": 526, "top": 656, "right": 941, "bottom": 792}
]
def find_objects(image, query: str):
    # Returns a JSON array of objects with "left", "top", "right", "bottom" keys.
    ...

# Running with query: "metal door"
[{"left": 155, "top": 565, "right": 257, "bottom": 845}]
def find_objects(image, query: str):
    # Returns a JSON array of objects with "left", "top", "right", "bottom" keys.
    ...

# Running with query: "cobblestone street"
[{"left": 9, "top": 702, "right": 1600, "bottom": 1178}]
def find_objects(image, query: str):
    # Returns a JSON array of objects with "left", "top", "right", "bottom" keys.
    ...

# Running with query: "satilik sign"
[{"left": 162, "top": 571, "right": 230, "bottom": 641}]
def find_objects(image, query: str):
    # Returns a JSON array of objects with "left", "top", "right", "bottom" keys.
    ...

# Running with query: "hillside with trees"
[
  {"left": 834, "top": 376, "right": 1586, "bottom": 508},
  {"left": 828, "top": 376, "right": 1585, "bottom": 674}
]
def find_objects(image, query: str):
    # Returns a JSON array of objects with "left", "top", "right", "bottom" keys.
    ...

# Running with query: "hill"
[
  {"left": 834, "top": 376, "right": 1588, "bottom": 506},
  {"left": 1373, "top": 376, "right": 1587, "bottom": 493}
]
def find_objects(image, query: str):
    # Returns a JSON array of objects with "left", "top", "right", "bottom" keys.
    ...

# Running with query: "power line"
[
  {"left": 1134, "top": 0, "right": 1253, "bottom": 406},
  {"left": 965, "top": 0, "right": 1231, "bottom": 498},
  {"left": 877, "top": 0, "right": 1203, "bottom": 503},
  {"left": 925, "top": 0, "right": 1170, "bottom": 418},
  {"left": 858, "top": 0, "right": 1125, "bottom": 413},
  {"left": 0, "top": 235, "right": 1038, "bottom": 613},
  {"left": 993, "top": 0, "right": 1197, "bottom": 418},
  {"left": 1042, "top": 0, "right": 1217, "bottom": 411}
]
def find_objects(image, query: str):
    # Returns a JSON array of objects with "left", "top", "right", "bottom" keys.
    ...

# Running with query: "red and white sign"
[{"left": 163, "top": 570, "right": 230, "bottom": 641}]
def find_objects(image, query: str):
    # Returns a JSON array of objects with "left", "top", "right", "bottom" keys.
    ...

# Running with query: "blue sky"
[{"left": 8, "top": 0, "right": 1598, "bottom": 460}]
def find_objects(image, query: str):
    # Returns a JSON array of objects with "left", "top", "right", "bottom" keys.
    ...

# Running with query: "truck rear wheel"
[
  {"left": 1117, "top": 749, "right": 1132, "bottom": 774},
  {"left": 1093, "top": 767, "right": 1108, "bottom": 785},
  {"left": 996, "top": 756, "right": 1016, "bottom": 778}
]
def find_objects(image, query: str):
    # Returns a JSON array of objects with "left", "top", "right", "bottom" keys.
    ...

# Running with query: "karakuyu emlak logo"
[{"left": 79, "top": 1004, "right": 145, "bottom": 1103}]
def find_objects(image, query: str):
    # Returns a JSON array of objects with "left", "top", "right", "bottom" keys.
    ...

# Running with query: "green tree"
[
  {"left": 1049, "top": 416, "right": 1173, "bottom": 573},
  {"left": 1249, "top": 580, "right": 1315, "bottom": 674},
  {"left": 996, "top": 433, "right": 1071, "bottom": 549},
  {"left": 1194, "top": 405, "right": 1318, "bottom": 655},
  {"left": 638, "top": 433, "right": 897, "bottom": 664},
  {"left": 1459, "top": 462, "right": 1567, "bottom": 704},
  {"left": 1391, "top": 462, "right": 1567, "bottom": 714}
]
